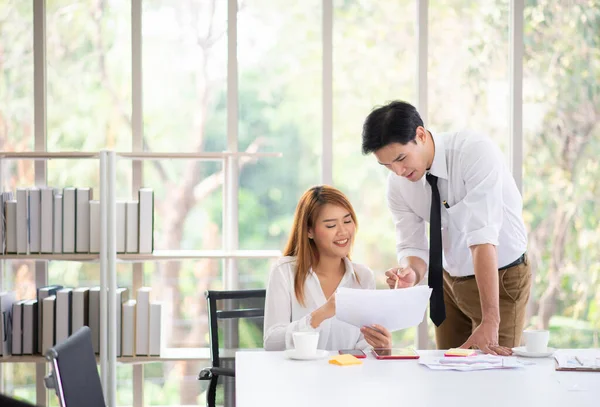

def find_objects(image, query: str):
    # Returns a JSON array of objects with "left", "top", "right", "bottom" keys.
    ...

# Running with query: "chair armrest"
[{"left": 198, "top": 366, "right": 235, "bottom": 381}]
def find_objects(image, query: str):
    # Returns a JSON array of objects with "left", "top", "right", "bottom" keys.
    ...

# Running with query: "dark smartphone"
[{"left": 338, "top": 349, "right": 367, "bottom": 359}]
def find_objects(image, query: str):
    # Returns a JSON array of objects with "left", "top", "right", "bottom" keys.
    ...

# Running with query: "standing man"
[{"left": 361, "top": 101, "right": 531, "bottom": 355}]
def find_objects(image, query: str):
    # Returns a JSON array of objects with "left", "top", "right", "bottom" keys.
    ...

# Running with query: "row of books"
[
  {"left": 1, "top": 286, "right": 162, "bottom": 357},
  {"left": 0, "top": 187, "right": 154, "bottom": 255}
]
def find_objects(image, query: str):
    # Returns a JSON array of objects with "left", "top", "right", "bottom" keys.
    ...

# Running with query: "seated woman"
[{"left": 263, "top": 185, "right": 391, "bottom": 351}]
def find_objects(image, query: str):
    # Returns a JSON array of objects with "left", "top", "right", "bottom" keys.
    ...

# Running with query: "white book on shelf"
[
  {"left": 122, "top": 299, "right": 136, "bottom": 357},
  {"left": 126, "top": 201, "right": 139, "bottom": 253},
  {"left": 75, "top": 188, "right": 91, "bottom": 253},
  {"left": 16, "top": 188, "right": 28, "bottom": 254},
  {"left": 116, "top": 287, "right": 129, "bottom": 357},
  {"left": 62, "top": 187, "right": 76, "bottom": 253},
  {"left": 42, "top": 295, "right": 56, "bottom": 354},
  {"left": 37, "top": 285, "right": 62, "bottom": 354},
  {"left": 0, "top": 291, "right": 16, "bottom": 355},
  {"left": 72, "top": 287, "right": 89, "bottom": 334},
  {"left": 11, "top": 300, "right": 26, "bottom": 355},
  {"left": 116, "top": 201, "right": 126, "bottom": 253},
  {"left": 22, "top": 299, "right": 38, "bottom": 355},
  {"left": 53, "top": 194, "right": 63, "bottom": 253},
  {"left": 89, "top": 286, "right": 100, "bottom": 353},
  {"left": 40, "top": 187, "right": 54, "bottom": 253},
  {"left": 138, "top": 188, "right": 154, "bottom": 254},
  {"left": 1, "top": 191, "right": 14, "bottom": 254},
  {"left": 135, "top": 287, "right": 151, "bottom": 356},
  {"left": 28, "top": 187, "right": 41, "bottom": 253},
  {"left": 55, "top": 288, "right": 73, "bottom": 345},
  {"left": 149, "top": 302, "right": 162, "bottom": 356},
  {"left": 6, "top": 200, "right": 17, "bottom": 254},
  {"left": 89, "top": 200, "right": 100, "bottom": 253}
]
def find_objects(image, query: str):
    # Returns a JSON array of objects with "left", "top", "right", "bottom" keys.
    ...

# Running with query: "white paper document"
[
  {"left": 335, "top": 285, "right": 432, "bottom": 332},
  {"left": 419, "top": 355, "right": 523, "bottom": 371}
]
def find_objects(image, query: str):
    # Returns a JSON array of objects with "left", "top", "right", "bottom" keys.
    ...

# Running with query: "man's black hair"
[{"left": 361, "top": 100, "right": 424, "bottom": 155}]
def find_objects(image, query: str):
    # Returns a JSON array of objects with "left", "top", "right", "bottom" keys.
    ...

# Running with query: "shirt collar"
[{"left": 427, "top": 131, "right": 448, "bottom": 180}]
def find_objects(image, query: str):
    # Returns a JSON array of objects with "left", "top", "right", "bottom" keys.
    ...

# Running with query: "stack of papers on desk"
[
  {"left": 419, "top": 355, "right": 522, "bottom": 371},
  {"left": 336, "top": 285, "right": 432, "bottom": 332},
  {"left": 554, "top": 349, "right": 600, "bottom": 372}
]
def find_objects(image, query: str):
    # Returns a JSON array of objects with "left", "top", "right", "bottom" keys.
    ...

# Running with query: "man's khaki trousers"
[{"left": 434, "top": 256, "right": 532, "bottom": 349}]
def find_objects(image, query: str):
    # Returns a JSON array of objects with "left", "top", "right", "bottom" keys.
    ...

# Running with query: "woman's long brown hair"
[{"left": 283, "top": 185, "right": 358, "bottom": 306}]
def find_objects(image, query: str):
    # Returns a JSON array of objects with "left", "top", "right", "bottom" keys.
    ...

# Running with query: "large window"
[
  {"left": 332, "top": 0, "right": 417, "bottom": 347},
  {"left": 429, "top": 0, "right": 509, "bottom": 153},
  {"left": 2, "top": 0, "right": 600, "bottom": 406},
  {"left": 0, "top": 0, "right": 33, "bottom": 152},
  {"left": 0, "top": 0, "right": 35, "bottom": 401},
  {"left": 141, "top": 1, "right": 229, "bottom": 404},
  {"left": 522, "top": 1, "right": 600, "bottom": 348},
  {"left": 46, "top": 0, "right": 131, "bottom": 151}
]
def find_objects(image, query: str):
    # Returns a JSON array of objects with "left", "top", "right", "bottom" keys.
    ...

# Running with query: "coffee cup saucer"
[
  {"left": 512, "top": 346, "right": 556, "bottom": 358},
  {"left": 285, "top": 349, "right": 329, "bottom": 361}
]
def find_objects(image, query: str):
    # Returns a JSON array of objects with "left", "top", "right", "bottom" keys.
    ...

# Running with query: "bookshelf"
[
  {"left": 0, "top": 149, "right": 282, "bottom": 407},
  {"left": 0, "top": 348, "right": 219, "bottom": 364},
  {"left": 0, "top": 254, "right": 99, "bottom": 261}
]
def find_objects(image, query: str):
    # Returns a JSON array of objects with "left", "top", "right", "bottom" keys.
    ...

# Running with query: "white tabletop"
[{"left": 236, "top": 350, "right": 599, "bottom": 407}]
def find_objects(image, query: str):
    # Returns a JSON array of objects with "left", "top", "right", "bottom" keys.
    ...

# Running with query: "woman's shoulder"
[{"left": 269, "top": 256, "right": 297, "bottom": 277}]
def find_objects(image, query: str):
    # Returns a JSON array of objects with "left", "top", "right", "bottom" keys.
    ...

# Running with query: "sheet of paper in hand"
[{"left": 335, "top": 285, "right": 432, "bottom": 332}]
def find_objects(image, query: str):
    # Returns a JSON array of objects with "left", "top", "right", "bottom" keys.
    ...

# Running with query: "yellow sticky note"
[
  {"left": 444, "top": 348, "right": 477, "bottom": 357},
  {"left": 328, "top": 354, "right": 363, "bottom": 366}
]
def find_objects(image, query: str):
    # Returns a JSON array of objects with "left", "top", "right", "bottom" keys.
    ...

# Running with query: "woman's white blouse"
[{"left": 263, "top": 256, "right": 376, "bottom": 351}]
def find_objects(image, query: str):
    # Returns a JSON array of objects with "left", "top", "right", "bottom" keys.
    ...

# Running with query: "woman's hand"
[
  {"left": 324, "top": 293, "right": 336, "bottom": 318},
  {"left": 310, "top": 293, "right": 336, "bottom": 328},
  {"left": 361, "top": 324, "right": 392, "bottom": 348}
]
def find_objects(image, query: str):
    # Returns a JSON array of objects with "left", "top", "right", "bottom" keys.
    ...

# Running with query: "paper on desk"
[
  {"left": 419, "top": 355, "right": 523, "bottom": 371},
  {"left": 554, "top": 349, "right": 600, "bottom": 371},
  {"left": 335, "top": 285, "right": 432, "bottom": 332}
]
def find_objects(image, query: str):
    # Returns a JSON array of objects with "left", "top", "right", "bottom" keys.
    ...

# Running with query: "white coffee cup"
[
  {"left": 292, "top": 331, "right": 319, "bottom": 356},
  {"left": 522, "top": 329, "right": 550, "bottom": 353}
]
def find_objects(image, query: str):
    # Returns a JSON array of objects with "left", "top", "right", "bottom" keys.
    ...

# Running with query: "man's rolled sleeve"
[
  {"left": 397, "top": 248, "right": 429, "bottom": 268},
  {"left": 461, "top": 139, "right": 504, "bottom": 248},
  {"left": 466, "top": 225, "right": 500, "bottom": 247}
]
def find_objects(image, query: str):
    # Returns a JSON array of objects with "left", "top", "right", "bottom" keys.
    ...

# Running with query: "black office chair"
[
  {"left": 198, "top": 289, "right": 266, "bottom": 407},
  {"left": 44, "top": 326, "right": 106, "bottom": 407},
  {"left": 0, "top": 393, "right": 39, "bottom": 407}
]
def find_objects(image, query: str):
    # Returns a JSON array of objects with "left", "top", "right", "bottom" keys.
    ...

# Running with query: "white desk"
[{"left": 236, "top": 350, "right": 599, "bottom": 407}]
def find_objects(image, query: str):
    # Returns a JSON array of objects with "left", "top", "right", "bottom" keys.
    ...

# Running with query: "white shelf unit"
[
  {"left": 112, "top": 150, "right": 281, "bottom": 406},
  {"left": 0, "top": 150, "right": 111, "bottom": 406},
  {"left": 0, "top": 150, "right": 282, "bottom": 407}
]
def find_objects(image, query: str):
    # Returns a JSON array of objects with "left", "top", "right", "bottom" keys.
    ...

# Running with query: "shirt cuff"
[
  {"left": 285, "top": 314, "right": 320, "bottom": 350},
  {"left": 397, "top": 248, "right": 429, "bottom": 267},
  {"left": 467, "top": 226, "right": 500, "bottom": 247},
  {"left": 298, "top": 313, "right": 320, "bottom": 332}
]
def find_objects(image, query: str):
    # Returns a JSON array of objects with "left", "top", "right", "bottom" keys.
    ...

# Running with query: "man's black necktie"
[{"left": 426, "top": 173, "right": 446, "bottom": 327}]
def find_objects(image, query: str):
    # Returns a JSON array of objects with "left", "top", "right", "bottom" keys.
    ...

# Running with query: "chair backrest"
[
  {"left": 205, "top": 289, "right": 266, "bottom": 368},
  {"left": 45, "top": 326, "right": 106, "bottom": 407},
  {"left": 0, "top": 393, "right": 38, "bottom": 407}
]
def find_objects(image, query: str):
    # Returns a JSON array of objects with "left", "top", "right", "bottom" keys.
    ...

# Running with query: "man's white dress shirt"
[
  {"left": 263, "top": 256, "right": 375, "bottom": 351},
  {"left": 387, "top": 130, "right": 527, "bottom": 277}
]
